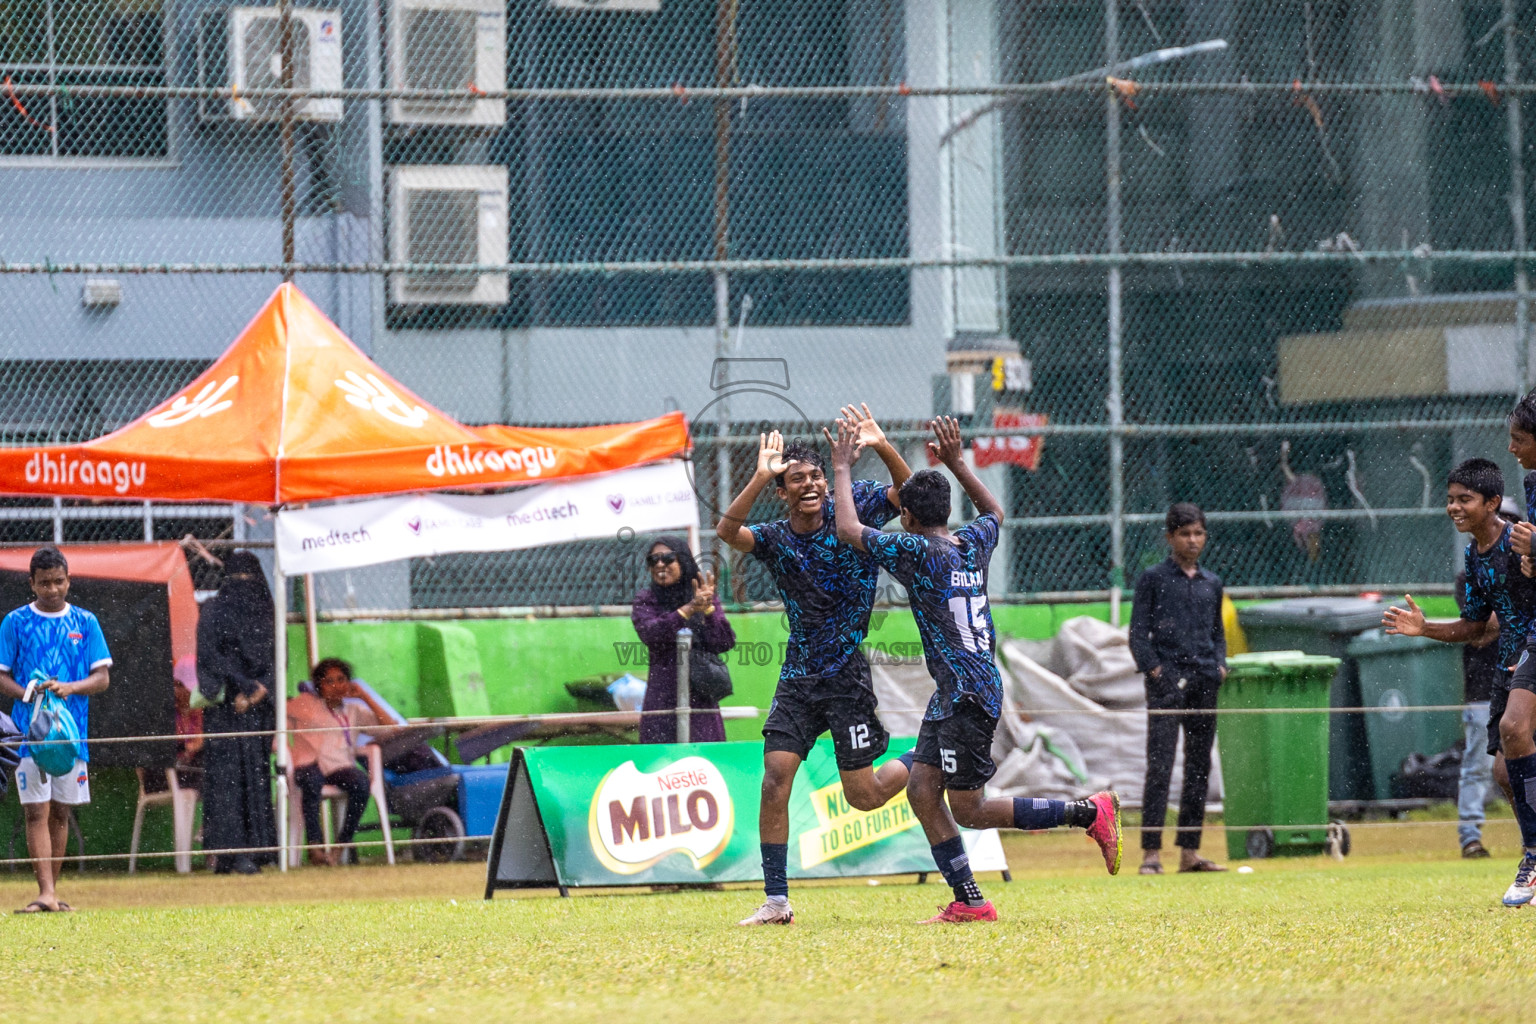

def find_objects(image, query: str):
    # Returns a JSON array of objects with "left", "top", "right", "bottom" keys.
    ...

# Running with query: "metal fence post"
[
  {"left": 713, "top": 0, "right": 739, "bottom": 585},
  {"left": 1104, "top": 0, "right": 1126, "bottom": 626},
  {"left": 1505, "top": 0, "right": 1531, "bottom": 395},
  {"left": 279, "top": 0, "right": 296, "bottom": 283},
  {"left": 676, "top": 627, "right": 693, "bottom": 743}
]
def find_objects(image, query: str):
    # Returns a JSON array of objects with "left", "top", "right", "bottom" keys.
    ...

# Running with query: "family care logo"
[
  {"left": 403, "top": 512, "right": 484, "bottom": 536},
  {"left": 797, "top": 777, "right": 919, "bottom": 868},
  {"left": 588, "top": 757, "right": 734, "bottom": 875}
]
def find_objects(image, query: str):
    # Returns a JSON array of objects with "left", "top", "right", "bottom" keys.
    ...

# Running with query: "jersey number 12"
[{"left": 947, "top": 595, "right": 991, "bottom": 653}]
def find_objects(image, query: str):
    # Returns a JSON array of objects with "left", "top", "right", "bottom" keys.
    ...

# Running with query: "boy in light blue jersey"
[
  {"left": 0, "top": 547, "right": 111, "bottom": 913},
  {"left": 831, "top": 416, "right": 1122, "bottom": 923}
]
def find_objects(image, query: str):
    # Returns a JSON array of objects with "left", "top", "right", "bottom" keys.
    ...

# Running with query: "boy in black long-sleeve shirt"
[{"left": 1128, "top": 502, "right": 1227, "bottom": 874}]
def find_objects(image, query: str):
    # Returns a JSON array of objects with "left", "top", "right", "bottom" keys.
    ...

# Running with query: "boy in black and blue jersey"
[
  {"left": 1388, "top": 454, "right": 1536, "bottom": 903},
  {"left": 717, "top": 406, "right": 915, "bottom": 927},
  {"left": 831, "top": 416, "right": 1122, "bottom": 923},
  {"left": 1494, "top": 395, "right": 1536, "bottom": 904}
]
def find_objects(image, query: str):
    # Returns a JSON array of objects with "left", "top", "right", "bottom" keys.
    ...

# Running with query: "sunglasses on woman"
[{"left": 646, "top": 553, "right": 678, "bottom": 567}]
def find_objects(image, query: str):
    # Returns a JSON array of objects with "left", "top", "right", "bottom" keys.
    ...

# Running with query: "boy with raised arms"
[
  {"left": 830, "top": 416, "right": 1122, "bottom": 923},
  {"left": 717, "top": 405, "right": 914, "bottom": 926}
]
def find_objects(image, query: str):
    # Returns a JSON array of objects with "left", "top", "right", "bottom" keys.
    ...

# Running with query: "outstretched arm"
[
  {"left": 825, "top": 418, "right": 869, "bottom": 552},
  {"left": 929, "top": 416, "right": 1004, "bottom": 522},
  {"left": 842, "top": 404, "right": 911, "bottom": 508},
  {"left": 715, "top": 431, "right": 785, "bottom": 553},
  {"left": 1382, "top": 595, "right": 1485, "bottom": 644}
]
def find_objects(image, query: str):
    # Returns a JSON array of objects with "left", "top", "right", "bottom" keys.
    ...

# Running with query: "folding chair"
[
  {"left": 129, "top": 767, "right": 201, "bottom": 874},
  {"left": 285, "top": 744, "right": 395, "bottom": 867}
]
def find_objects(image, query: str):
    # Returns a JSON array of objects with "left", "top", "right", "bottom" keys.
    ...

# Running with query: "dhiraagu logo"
[
  {"left": 798, "top": 779, "right": 920, "bottom": 868},
  {"left": 588, "top": 757, "right": 734, "bottom": 875}
]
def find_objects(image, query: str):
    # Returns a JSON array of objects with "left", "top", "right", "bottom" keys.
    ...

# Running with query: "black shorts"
[
  {"left": 1492, "top": 657, "right": 1536, "bottom": 755},
  {"left": 762, "top": 653, "right": 889, "bottom": 771},
  {"left": 912, "top": 701, "right": 999, "bottom": 791}
]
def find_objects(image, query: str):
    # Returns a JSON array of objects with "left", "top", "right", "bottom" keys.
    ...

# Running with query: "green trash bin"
[
  {"left": 1236, "top": 598, "right": 1396, "bottom": 802},
  {"left": 1345, "top": 630, "right": 1463, "bottom": 802},
  {"left": 1218, "top": 651, "right": 1339, "bottom": 860}
]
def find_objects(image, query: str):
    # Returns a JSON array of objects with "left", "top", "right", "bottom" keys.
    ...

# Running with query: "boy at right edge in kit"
[{"left": 0, "top": 547, "right": 111, "bottom": 913}]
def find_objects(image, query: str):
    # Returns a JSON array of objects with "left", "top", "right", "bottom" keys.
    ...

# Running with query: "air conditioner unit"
[
  {"left": 389, "top": 165, "right": 509, "bottom": 305},
  {"left": 202, "top": 7, "right": 343, "bottom": 122},
  {"left": 388, "top": 0, "right": 505, "bottom": 126}
]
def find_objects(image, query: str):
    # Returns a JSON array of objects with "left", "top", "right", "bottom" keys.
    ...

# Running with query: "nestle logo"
[{"left": 607, "top": 495, "right": 625, "bottom": 514}]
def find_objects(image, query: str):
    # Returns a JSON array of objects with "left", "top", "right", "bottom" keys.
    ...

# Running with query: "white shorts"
[{"left": 14, "top": 757, "right": 90, "bottom": 806}]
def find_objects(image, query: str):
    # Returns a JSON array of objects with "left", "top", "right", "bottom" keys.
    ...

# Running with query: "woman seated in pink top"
[{"left": 287, "top": 657, "right": 394, "bottom": 866}]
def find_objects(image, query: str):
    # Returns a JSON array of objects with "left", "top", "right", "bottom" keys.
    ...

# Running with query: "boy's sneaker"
[
  {"left": 1085, "top": 790, "right": 1123, "bottom": 875},
  {"left": 921, "top": 900, "right": 998, "bottom": 924},
  {"left": 738, "top": 901, "right": 795, "bottom": 926},
  {"left": 1503, "top": 852, "right": 1536, "bottom": 907}
]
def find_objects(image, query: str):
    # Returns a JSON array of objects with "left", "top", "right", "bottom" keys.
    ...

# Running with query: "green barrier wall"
[
  {"left": 4, "top": 592, "right": 1431, "bottom": 871},
  {"left": 281, "top": 602, "right": 1110, "bottom": 744}
]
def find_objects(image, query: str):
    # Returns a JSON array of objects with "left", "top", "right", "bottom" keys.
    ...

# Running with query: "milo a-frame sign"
[{"left": 484, "top": 740, "right": 1009, "bottom": 897}]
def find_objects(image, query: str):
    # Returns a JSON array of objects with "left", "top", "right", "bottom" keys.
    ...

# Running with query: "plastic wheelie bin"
[
  {"left": 1345, "top": 630, "right": 1463, "bottom": 801},
  {"left": 1235, "top": 597, "right": 1395, "bottom": 801},
  {"left": 1218, "top": 651, "right": 1344, "bottom": 860}
]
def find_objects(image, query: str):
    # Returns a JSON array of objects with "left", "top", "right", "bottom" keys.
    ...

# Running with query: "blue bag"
[{"left": 27, "top": 686, "right": 83, "bottom": 778}]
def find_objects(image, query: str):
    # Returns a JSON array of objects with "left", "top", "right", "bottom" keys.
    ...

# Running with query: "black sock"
[
  {"left": 897, "top": 749, "right": 916, "bottom": 771},
  {"left": 1013, "top": 797, "right": 1066, "bottom": 830},
  {"left": 761, "top": 843, "right": 789, "bottom": 900},
  {"left": 1063, "top": 798, "right": 1099, "bottom": 829},
  {"left": 930, "top": 835, "right": 986, "bottom": 907}
]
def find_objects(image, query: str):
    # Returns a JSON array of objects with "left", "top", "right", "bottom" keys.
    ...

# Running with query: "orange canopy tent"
[
  {"left": 0, "top": 283, "right": 687, "bottom": 504},
  {"left": 0, "top": 283, "right": 691, "bottom": 870}
]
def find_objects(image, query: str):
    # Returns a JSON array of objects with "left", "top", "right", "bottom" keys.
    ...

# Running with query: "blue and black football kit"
[
  {"left": 863, "top": 512, "right": 1003, "bottom": 789},
  {"left": 750, "top": 478, "right": 898, "bottom": 769},
  {"left": 1497, "top": 473, "right": 1536, "bottom": 757},
  {"left": 1464, "top": 522, "right": 1536, "bottom": 754}
]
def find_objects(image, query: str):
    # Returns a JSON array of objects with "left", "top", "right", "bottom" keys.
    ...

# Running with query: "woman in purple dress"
[{"left": 631, "top": 536, "right": 735, "bottom": 743}]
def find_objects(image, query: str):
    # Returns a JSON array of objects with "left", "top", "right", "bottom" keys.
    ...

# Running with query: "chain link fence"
[{"left": 1, "top": 0, "right": 1532, "bottom": 610}]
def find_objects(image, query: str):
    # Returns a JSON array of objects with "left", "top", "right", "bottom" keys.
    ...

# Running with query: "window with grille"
[{"left": 0, "top": 0, "right": 169, "bottom": 161}]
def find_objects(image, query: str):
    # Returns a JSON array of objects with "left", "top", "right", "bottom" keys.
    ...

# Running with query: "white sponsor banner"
[{"left": 276, "top": 460, "right": 698, "bottom": 574}]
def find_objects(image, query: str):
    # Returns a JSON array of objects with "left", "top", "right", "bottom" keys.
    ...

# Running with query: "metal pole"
[
  {"left": 1506, "top": 0, "right": 1531, "bottom": 395},
  {"left": 279, "top": 0, "right": 297, "bottom": 282},
  {"left": 273, "top": 551, "right": 289, "bottom": 872},
  {"left": 675, "top": 627, "right": 693, "bottom": 743},
  {"left": 1104, "top": 0, "right": 1126, "bottom": 626},
  {"left": 302, "top": 573, "right": 320, "bottom": 669},
  {"left": 713, "top": 0, "right": 738, "bottom": 584}
]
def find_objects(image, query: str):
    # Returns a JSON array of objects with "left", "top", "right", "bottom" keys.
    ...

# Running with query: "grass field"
[{"left": 3, "top": 817, "right": 1530, "bottom": 1024}]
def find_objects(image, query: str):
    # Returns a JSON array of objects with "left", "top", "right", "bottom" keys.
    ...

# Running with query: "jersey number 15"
[{"left": 947, "top": 595, "right": 991, "bottom": 653}]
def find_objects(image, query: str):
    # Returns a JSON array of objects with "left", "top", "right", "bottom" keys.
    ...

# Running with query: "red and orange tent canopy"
[{"left": 0, "top": 284, "right": 687, "bottom": 505}]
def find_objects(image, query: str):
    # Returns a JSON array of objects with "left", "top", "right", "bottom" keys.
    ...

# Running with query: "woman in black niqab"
[{"left": 196, "top": 550, "right": 278, "bottom": 873}]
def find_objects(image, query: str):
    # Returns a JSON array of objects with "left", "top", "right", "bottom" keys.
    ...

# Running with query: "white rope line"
[
  {"left": 0, "top": 706, "right": 771, "bottom": 749},
  {"left": 0, "top": 701, "right": 1486, "bottom": 752},
  {"left": 0, "top": 833, "right": 491, "bottom": 868},
  {"left": 0, "top": 817, "right": 1501, "bottom": 870}
]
